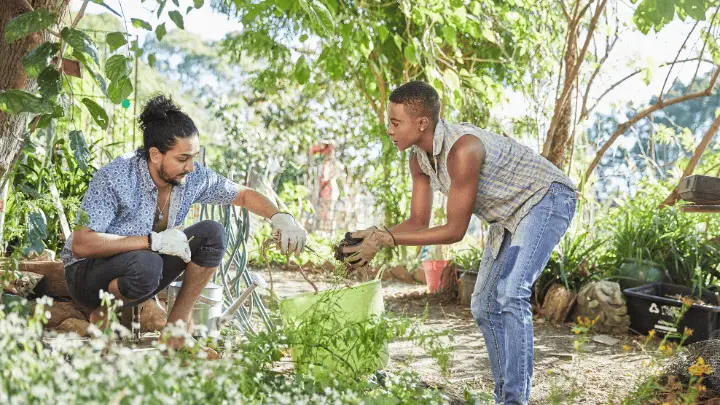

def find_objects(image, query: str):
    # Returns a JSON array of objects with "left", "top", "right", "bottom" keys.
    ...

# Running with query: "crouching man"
[{"left": 62, "top": 95, "right": 306, "bottom": 344}]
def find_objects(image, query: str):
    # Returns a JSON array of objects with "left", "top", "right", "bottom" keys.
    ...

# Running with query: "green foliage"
[
  {"left": 1, "top": 1, "right": 188, "bottom": 179},
  {"left": 68, "top": 130, "right": 91, "bottom": 172},
  {"left": 3, "top": 8, "right": 57, "bottom": 44},
  {"left": 80, "top": 98, "right": 109, "bottom": 130},
  {"left": 0, "top": 298, "right": 446, "bottom": 405},
  {"left": 3, "top": 135, "right": 98, "bottom": 254},
  {"left": 104, "top": 54, "right": 133, "bottom": 83},
  {"left": 451, "top": 246, "right": 483, "bottom": 271},
  {"left": 105, "top": 31, "right": 127, "bottom": 52},
  {"left": 0, "top": 90, "right": 52, "bottom": 114},
  {"left": 131, "top": 18, "right": 152, "bottom": 31},
  {"left": 24, "top": 211, "right": 48, "bottom": 256},
  {"left": 588, "top": 72, "right": 720, "bottom": 200},
  {"left": 22, "top": 42, "right": 61, "bottom": 78},
  {"left": 601, "top": 182, "right": 720, "bottom": 293},
  {"left": 539, "top": 232, "right": 610, "bottom": 297},
  {"left": 37, "top": 67, "right": 61, "bottom": 100},
  {"left": 61, "top": 27, "right": 100, "bottom": 65},
  {"left": 633, "top": 0, "right": 712, "bottom": 34},
  {"left": 168, "top": 10, "right": 185, "bottom": 29}
]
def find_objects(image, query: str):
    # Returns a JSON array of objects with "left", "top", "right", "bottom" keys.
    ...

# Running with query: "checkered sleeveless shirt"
[{"left": 412, "top": 120, "right": 575, "bottom": 260}]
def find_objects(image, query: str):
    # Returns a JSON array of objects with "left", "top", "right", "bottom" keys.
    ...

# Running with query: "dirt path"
[{"left": 264, "top": 267, "right": 656, "bottom": 404}]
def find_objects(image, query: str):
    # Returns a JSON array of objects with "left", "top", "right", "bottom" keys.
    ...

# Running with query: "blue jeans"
[{"left": 470, "top": 183, "right": 576, "bottom": 405}]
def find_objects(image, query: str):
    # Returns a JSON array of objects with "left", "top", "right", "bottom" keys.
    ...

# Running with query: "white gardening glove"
[
  {"left": 150, "top": 228, "right": 192, "bottom": 263},
  {"left": 270, "top": 212, "right": 307, "bottom": 255}
]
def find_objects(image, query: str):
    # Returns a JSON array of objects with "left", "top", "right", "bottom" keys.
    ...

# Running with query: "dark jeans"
[{"left": 64, "top": 220, "right": 226, "bottom": 310}]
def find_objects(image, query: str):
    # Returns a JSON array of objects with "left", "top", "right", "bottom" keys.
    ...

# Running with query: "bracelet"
[
  {"left": 383, "top": 226, "right": 397, "bottom": 247},
  {"left": 147, "top": 233, "right": 153, "bottom": 250}
]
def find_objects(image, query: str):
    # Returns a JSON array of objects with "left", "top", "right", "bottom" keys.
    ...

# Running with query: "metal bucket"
[{"left": 167, "top": 281, "right": 223, "bottom": 328}]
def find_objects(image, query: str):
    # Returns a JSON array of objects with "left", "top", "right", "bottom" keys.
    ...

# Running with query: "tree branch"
[
  {"left": 462, "top": 57, "right": 504, "bottom": 64},
  {"left": 353, "top": 73, "right": 379, "bottom": 117},
  {"left": 585, "top": 58, "right": 716, "bottom": 116},
  {"left": 658, "top": 21, "right": 698, "bottom": 102},
  {"left": 583, "top": 67, "right": 720, "bottom": 186},
  {"left": 548, "top": 0, "right": 609, "bottom": 140},
  {"left": 71, "top": 0, "right": 90, "bottom": 29},
  {"left": 688, "top": 5, "right": 720, "bottom": 94},
  {"left": 559, "top": 0, "right": 570, "bottom": 19},
  {"left": 579, "top": 6, "right": 619, "bottom": 120},
  {"left": 368, "top": 58, "right": 387, "bottom": 126},
  {"left": 659, "top": 112, "right": 720, "bottom": 208},
  {"left": 544, "top": 0, "right": 608, "bottom": 155}
]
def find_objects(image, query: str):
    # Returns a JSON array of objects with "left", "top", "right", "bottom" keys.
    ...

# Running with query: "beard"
[{"left": 159, "top": 161, "right": 187, "bottom": 186}]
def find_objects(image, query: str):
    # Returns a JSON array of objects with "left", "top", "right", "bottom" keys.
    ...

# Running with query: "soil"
[{"left": 262, "top": 266, "right": 663, "bottom": 405}]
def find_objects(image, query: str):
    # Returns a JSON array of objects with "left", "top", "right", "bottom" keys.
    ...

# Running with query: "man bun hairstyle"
[
  {"left": 389, "top": 81, "right": 441, "bottom": 123},
  {"left": 137, "top": 94, "right": 198, "bottom": 160}
]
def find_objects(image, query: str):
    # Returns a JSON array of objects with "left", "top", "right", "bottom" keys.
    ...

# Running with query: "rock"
[
  {"left": 413, "top": 267, "right": 427, "bottom": 284},
  {"left": 140, "top": 298, "right": 167, "bottom": 332},
  {"left": 573, "top": 281, "right": 630, "bottom": 335},
  {"left": 45, "top": 301, "right": 87, "bottom": 328},
  {"left": 321, "top": 260, "right": 336, "bottom": 273},
  {"left": 301, "top": 261, "right": 315, "bottom": 273},
  {"left": 1, "top": 270, "right": 45, "bottom": 298},
  {"left": 592, "top": 334, "right": 620, "bottom": 346},
  {"left": 381, "top": 268, "right": 394, "bottom": 281},
  {"left": 352, "top": 266, "right": 377, "bottom": 281},
  {"left": 389, "top": 266, "right": 414, "bottom": 284},
  {"left": 56, "top": 318, "right": 91, "bottom": 337},
  {"left": 19, "top": 260, "right": 68, "bottom": 297}
]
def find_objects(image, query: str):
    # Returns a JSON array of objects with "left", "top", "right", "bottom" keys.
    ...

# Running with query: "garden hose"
[{"left": 199, "top": 203, "right": 274, "bottom": 334}]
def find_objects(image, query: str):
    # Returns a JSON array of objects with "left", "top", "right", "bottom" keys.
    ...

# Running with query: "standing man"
[
  {"left": 62, "top": 95, "right": 306, "bottom": 345},
  {"left": 341, "top": 81, "right": 576, "bottom": 405}
]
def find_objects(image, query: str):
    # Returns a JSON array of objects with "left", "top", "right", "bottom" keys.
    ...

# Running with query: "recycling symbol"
[{"left": 649, "top": 303, "right": 660, "bottom": 314}]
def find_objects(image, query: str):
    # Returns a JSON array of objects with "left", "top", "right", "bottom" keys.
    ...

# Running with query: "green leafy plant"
[
  {"left": 451, "top": 246, "right": 483, "bottom": 272},
  {"left": 3, "top": 134, "right": 99, "bottom": 254},
  {"left": 602, "top": 182, "right": 720, "bottom": 295},
  {"left": 536, "top": 231, "right": 610, "bottom": 306}
]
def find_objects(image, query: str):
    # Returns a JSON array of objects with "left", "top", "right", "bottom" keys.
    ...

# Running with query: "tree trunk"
[
  {"left": 0, "top": 0, "right": 64, "bottom": 184},
  {"left": 546, "top": 32, "right": 577, "bottom": 168}
]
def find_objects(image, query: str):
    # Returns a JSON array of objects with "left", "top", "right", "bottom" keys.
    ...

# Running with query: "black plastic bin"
[{"left": 623, "top": 283, "right": 720, "bottom": 344}]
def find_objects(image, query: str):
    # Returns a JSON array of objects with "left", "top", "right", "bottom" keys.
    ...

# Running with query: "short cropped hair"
[{"left": 388, "top": 81, "right": 441, "bottom": 123}]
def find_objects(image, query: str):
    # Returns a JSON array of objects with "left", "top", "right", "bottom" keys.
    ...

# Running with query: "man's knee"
[
  {"left": 119, "top": 251, "right": 163, "bottom": 299},
  {"left": 189, "top": 220, "right": 226, "bottom": 249}
]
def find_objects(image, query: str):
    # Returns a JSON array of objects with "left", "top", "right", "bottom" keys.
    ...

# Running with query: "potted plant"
[{"left": 421, "top": 204, "right": 453, "bottom": 293}]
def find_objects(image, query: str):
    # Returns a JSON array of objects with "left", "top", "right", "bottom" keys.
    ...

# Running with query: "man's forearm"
[
  {"left": 233, "top": 186, "right": 281, "bottom": 219},
  {"left": 72, "top": 232, "right": 149, "bottom": 259}
]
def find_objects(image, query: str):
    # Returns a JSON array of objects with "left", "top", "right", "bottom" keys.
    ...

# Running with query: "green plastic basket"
[{"left": 279, "top": 279, "right": 389, "bottom": 376}]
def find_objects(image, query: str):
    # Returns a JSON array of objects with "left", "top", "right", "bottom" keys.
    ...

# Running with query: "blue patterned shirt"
[{"left": 61, "top": 152, "right": 238, "bottom": 266}]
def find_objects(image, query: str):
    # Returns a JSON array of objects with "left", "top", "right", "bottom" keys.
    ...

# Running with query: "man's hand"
[
  {"left": 150, "top": 228, "right": 191, "bottom": 263},
  {"left": 270, "top": 212, "right": 307, "bottom": 255},
  {"left": 341, "top": 226, "right": 396, "bottom": 268}
]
